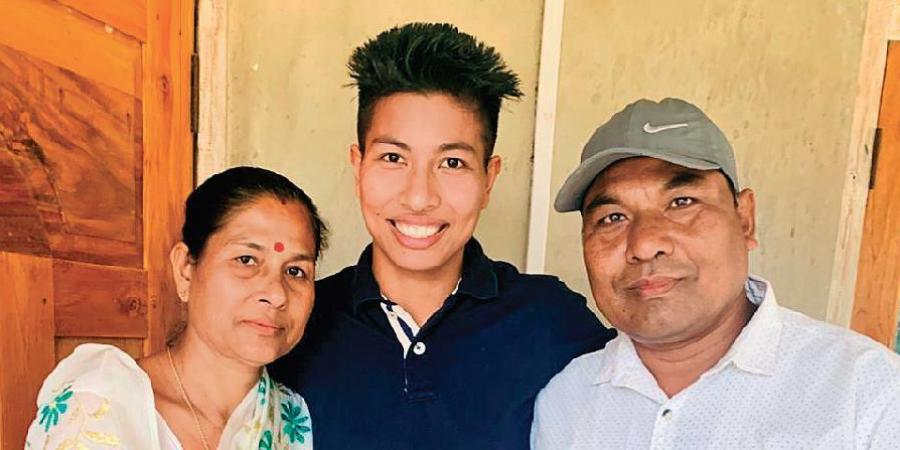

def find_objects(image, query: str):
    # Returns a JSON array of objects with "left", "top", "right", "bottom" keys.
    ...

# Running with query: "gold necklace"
[{"left": 167, "top": 346, "right": 213, "bottom": 450}]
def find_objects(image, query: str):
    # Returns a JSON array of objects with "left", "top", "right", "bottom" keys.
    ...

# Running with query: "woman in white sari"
[{"left": 26, "top": 167, "right": 327, "bottom": 449}]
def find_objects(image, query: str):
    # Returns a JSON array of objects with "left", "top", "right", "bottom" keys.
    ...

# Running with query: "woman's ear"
[{"left": 169, "top": 242, "right": 194, "bottom": 302}]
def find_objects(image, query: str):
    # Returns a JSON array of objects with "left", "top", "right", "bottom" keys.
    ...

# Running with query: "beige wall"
[
  {"left": 545, "top": 0, "right": 868, "bottom": 320},
  {"left": 225, "top": 1, "right": 543, "bottom": 278},
  {"left": 220, "top": 0, "right": 870, "bottom": 321}
]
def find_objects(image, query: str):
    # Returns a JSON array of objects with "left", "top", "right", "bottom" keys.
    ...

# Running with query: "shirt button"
[
  {"left": 661, "top": 409, "right": 673, "bottom": 420},
  {"left": 412, "top": 342, "right": 427, "bottom": 355}
]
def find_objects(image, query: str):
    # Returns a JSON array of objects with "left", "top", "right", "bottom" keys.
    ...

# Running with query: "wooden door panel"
[
  {"left": 54, "top": 260, "right": 148, "bottom": 338},
  {"left": 0, "top": 0, "right": 142, "bottom": 98},
  {"left": 0, "top": 252, "right": 55, "bottom": 450},
  {"left": 0, "top": 0, "right": 194, "bottom": 446},
  {"left": 0, "top": 148, "right": 51, "bottom": 256},
  {"left": 56, "top": 0, "right": 148, "bottom": 42},
  {"left": 0, "top": 42, "right": 143, "bottom": 268}
]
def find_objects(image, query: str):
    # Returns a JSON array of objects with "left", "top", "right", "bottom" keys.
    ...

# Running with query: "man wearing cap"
[{"left": 531, "top": 98, "right": 900, "bottom": 448}]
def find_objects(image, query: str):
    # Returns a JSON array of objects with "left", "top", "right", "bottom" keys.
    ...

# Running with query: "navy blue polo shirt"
[{"left": 270, "top": 239, "right": 615, "bottom": 449}]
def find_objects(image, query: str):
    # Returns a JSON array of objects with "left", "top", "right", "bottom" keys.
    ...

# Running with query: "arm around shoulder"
[{"left": 543, "top": 277, "right": 615, "bottom": 354}]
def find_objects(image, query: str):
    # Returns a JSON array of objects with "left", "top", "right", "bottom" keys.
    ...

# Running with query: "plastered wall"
[
  {"left": 223, "top": 0, "right": 869, "bottom": 321},
  {"left": 225, "top": 1, "right": 543, "bottom": 278},
  {"left": 545, "top": 0, "right": 868, "bottom": 319}
]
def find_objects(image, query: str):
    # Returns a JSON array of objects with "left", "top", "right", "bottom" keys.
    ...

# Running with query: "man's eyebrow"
[
  {"left": 370, "top": 136, "right": 410, "bottom": 150},
  {"left": 582, "top": 194, "right": 618, "bottom": 214},
  {"left": 439, "top": 142, "right": 476, "bottom": 153},
  {"left": 664, "top": 170, "right": 705, "bottom": 191}
]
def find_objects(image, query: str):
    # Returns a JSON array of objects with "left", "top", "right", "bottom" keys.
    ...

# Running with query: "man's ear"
[
  {"left": 169, "top": 242, "right": 194, "bottom": 302},
  {"left": 350, "top": 144, "right": 363, "bottom": 198},
  {"left": 735, "top": 188, "right": 758, "bottom": 251},
  {"left": 481, "top": 155, "right": 502, "bottom": 209}
]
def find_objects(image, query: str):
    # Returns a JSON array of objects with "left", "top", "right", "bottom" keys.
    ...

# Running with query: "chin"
[
  {"left": 237, "top": 344, "right": 284, "bottom": 367},
  {"left": 629, "top": 323, "right": 690, "bottom": 345},
  {"left": 376, "top": 242, "right": 454, "bottom": 272},
  {"left": 394, "top": 252, "right": 455, "bottom": 273}
]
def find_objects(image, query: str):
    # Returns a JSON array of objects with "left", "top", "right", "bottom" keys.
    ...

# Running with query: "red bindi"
[{"left": 273, "top": 242, "right": 285, "bottom": 253}]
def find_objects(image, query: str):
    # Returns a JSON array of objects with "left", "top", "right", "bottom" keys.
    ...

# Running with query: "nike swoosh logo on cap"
[{"left": 643, "top": 122, "right": 689, "bottom": 133}]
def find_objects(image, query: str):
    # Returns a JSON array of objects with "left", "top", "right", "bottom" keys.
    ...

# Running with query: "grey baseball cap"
[{"left": 554, "top": 98, "right": 738, "bottom": 212}]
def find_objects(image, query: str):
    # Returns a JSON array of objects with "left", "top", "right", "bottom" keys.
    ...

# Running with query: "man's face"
[
  {"left": 351, "top": 92, "right": 500, "bottom": 275},
  {"left": 581, "top": 157, "right": 757, "bottom": 346}
]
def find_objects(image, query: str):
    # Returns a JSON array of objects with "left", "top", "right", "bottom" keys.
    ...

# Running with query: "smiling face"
[
  {"left": 580, "top": 157, "right": 757, "bottom": 346},
  {"left": 351, "top": 92, "right": 500, "bottom": 277},
  {"left": 171, "top": 196, "right": 317, "bottom": 367}
]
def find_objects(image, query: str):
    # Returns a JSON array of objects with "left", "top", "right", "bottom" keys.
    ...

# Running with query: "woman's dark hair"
[{"left": 181, "top": 166, "right": 328, "bottom": 260}]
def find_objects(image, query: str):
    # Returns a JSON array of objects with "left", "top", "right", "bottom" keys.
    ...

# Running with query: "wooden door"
[
  {"left": 0, "top": 0, "right": 195, "bottom": 447},
  {"left": 852, "top": 41, "right": 900, "bottom": 351}
]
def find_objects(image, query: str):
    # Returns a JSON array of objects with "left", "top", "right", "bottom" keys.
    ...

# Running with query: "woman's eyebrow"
[
  {"left": 226, "top": 240, "right": 263, "bottom": 251},
  {"left": 287, "top": 253, "right": 316, "bottom": 263}
]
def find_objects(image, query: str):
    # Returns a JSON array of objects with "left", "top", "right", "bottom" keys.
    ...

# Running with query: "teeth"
[{"left": 395, "top": 222, "right": 441, "bottom": 239}]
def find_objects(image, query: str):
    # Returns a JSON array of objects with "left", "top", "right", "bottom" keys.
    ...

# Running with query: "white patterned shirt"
[{"left": 531, "top": 276, "right": 900, "bottom": 449}]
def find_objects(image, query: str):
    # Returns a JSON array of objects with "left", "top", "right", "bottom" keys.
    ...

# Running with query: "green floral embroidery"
[
  {"left": 38, "top": 385, "right": 73, "bottom": 432},
  {"left": 258, "top": 429, "right": 273, "bottom": 450},
  {"left": 257, "top": 377, "right": 268, "bottom": 406},
  {"left": 280, "top": 400, "right": 311, "bottom": 444}
]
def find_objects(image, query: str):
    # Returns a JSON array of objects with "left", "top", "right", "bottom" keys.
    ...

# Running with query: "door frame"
[
  {"left": 849, "top": 39, "right": 900, "bottom": 348},
  {"left": 143, "top": 0, "right": 197, "bottom": 354},
  {"left": 826, "top": 0, "right": 899, "bottom": 329}
]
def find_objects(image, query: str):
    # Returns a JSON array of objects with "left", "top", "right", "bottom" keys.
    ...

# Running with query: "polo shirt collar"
[
  {"left": 716, "top": 275, "right": 782, "bottom": 376},
  {"left": 593, "top": 333, "right": 667, "bottom": 402},
  {"left": 593, "top": 275, "right": 782, "bottom": 395},
  {"left": 349, "top": 239, "right": 499, "bottom": 314},
  {"left": 454, "top": 239, "right": 499, "bottom": 300},
  {"left": 349, "top": 245, "right": 382, "bottom": 313}
]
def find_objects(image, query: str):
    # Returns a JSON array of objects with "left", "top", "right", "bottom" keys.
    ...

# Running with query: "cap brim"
[{"left": 553, "top": 148, "right": 721, "bottom": 212}]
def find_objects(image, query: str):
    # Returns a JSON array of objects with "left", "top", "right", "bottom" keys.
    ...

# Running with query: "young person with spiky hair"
[{"left": 271, "top": 23, "right": 614, "bottom": 449}]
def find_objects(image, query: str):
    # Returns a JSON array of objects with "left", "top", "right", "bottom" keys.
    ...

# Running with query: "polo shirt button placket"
[{"left": 650, "top": 406, "right": 675, "bottom": 450}]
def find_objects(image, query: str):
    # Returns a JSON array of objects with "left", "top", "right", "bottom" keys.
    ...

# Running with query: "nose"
[
  {"left": 625, "top": 213, "right": 674, "bottom": 263},
  {"left": 258, "top": 268, "right": 288, "bottom": 309},
  {"left": 399, "top": 164, "right": 440, "bottom": 212}
]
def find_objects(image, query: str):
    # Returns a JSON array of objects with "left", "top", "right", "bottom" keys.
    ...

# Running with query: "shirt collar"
[
  {"left": 454, "top": 239, "right": 499, "bottom": 300},
  {"left": 593, "top": 334, "right": 669, "bottom": 402},
  {"left": 716, "top": 275, "right": 782, "bottom": 376},
  {"left": 593, "top": 276, "right": 783, "bottom": 389},
  {"left": 350, "top": 239, "right": 499, "bottom": 314}
]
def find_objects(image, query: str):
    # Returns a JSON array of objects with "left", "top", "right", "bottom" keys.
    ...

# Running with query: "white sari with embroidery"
[{"left": 25, "top": 344, "right": 312, "bottom": 449}]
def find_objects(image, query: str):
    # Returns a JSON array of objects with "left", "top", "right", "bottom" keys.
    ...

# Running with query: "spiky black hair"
[{"left": 349, "top": 22, "right": 523, "bottom": 157}]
